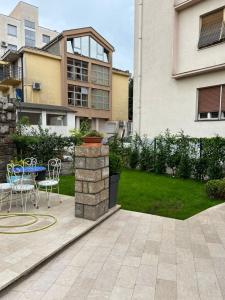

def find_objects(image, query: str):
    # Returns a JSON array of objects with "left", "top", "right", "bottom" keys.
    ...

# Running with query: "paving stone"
[{"left": 155, "top": 279, "right": 177, "bottom": 300}]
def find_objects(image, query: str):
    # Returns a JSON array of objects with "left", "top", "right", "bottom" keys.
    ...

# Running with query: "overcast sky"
[{"left": 1, "top": 0, "right": 134, "bottom": 72}]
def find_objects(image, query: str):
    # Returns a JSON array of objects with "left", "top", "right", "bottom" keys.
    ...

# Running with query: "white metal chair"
[
  {"left": 0, "top": 165, "right": 13, "bottom": 212},
  {"left": 10, "top": 164, "right": 38, "bottom": 212},
  {"left": 37, "top": 158, "right": 61, "bottom": 208}
]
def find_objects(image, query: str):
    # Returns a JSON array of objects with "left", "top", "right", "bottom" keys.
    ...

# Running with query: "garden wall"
[{"left": 0, "top": 98, "right": 16, "bottom": 182}]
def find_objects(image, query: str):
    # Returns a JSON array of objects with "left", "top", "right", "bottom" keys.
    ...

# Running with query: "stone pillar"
[
  {"left": 75, "top": 144, "right": 109, "bottom": 221},
  {"left": 0, "top": 98, "right": 16, "bottom": 183}
]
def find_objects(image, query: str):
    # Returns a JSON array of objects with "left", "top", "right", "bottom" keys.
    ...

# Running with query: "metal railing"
[{"left": 0, "top": 66, "right": 22, "bottom": 82}]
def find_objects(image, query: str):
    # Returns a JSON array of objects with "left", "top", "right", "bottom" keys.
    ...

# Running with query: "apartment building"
[
  {"left": 43, "top": 27, "right": 130, "bottom": 135},
  {"left": 0, "top": 1, "right": 58, "bottom": 57},
  {"left": 134, "top": 0, "right": 225, "bottom": 137},
  {"left": 0, "top": 27, "right": 130, "bottom": 136}
]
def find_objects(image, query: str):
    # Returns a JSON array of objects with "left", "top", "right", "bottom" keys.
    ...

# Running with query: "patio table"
[{"left": 13, "top": 166, "right": 47, "bottom": 181}]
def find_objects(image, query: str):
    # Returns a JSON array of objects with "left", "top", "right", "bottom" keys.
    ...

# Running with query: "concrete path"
[{"left": 1, "top": 202, "right": 225, "bottom": 299}]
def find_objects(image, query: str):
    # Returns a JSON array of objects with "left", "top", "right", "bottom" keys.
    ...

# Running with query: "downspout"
[
  {"left": 21, "top": 52, "right": 24, "bottom": 103},
  {"left": 137, "top": 0, "right": 143, "bottom": 135}
]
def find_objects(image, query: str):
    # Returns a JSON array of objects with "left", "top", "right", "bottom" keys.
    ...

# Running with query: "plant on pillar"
[{"left": 82, "top": 130, "right": 104, "bottom": 144}]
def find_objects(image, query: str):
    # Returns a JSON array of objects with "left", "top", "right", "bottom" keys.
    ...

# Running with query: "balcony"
[{"left": 0, "top": 66, "right": 22, "bottom": 86}]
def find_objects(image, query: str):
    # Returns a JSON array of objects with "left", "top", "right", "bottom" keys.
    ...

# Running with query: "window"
[
  {"left": 68, "top": 85, "right": 88, "bottom": 107},
  {"left": 67, "top": 36, "right": 89, "bottom": 57},
  {"left": 42, "top": 34, "right": 50, "bottom": 44},
  {"left": 91, "top": 64, "right": 109, "bottom": 86},
  {"left": 24, "top": 20, "right": 35, "bottom": 29},
  {"left": 90, "top": 38, "right": 109, "bottom": 62},
  {"left": 46, "top": 114, "right": 67, "bottom": 126},
  {"left": 18, "top": 112, "right": 41, "bottom": 125},
  {"left": 197, "top": 85, "right": 225, "bottom": 120},
  {"left": 91, "top": 89, "right": 109, "bottom": 110},
  {"left": 198, "top": 8, "right": 225, "bottom": 49},
  {"left": 66, "top": 36, "right": 109, "bottom": 62},
  {"left": 25, "top": 29, "right": 35, "bottom": 47},
  {"left": 67, "top": 58, "right": 88, "bottom": 81},
  {"left": 7, "top": 24, "right": 17, "bottom": 37},
  {"left": 8, "top": 44, "right": 17, "bottom": 51}
]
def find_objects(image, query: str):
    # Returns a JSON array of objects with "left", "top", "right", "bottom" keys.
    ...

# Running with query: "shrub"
[
  {"left": 109, "top": 152, "right": 122, "bottom": 175},
  {"left": 11, "top": 125, "right": 79, "bottom": 163},
  {"left": 205, "top": 179, "right": 225, "bottom": 199},
  {"left": 139, "top": 137, "right": 154, "bottom": 171},
  {"left": 84, "top": 130, "right": 103, "bottom": 137},
  {"left": 154, "top": 135, "right": 167, "bottom": 174},
  {"left": 129, "top": 149, "right": 139, "bottom": 169}
]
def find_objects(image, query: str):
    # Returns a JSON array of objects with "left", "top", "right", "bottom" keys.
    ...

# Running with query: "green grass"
[
  {"left": 59, "top": 169, "right": 224, "bottom": 220},
  {"left": 59, "top": 175, "right": 75, "bottom": 197}
]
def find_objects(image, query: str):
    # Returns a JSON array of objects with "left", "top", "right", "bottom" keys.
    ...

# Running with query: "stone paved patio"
[
  {"left": 1, "top": 201, "right": 225, "bottom": 299},
  {"left": 0, "top": 192, "right": 119, "bottom": 292}
]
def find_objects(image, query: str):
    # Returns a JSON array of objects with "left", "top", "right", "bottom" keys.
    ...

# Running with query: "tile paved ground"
[
  {"left": 0, "top": 192, "right": 119, "bottom": 291},
  {"left": 1, "top": 202, "right": 225, "bottom": 299}
]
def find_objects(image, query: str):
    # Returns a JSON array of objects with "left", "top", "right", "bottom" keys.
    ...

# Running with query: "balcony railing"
[{"left": 0, "top": 66, "right": 22, "bottom": 85}]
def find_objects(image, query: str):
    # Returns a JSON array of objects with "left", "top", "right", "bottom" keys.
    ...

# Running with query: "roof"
[
  {"left": 112, "top": 67, "right": 130, "bottom": 76},
  {"left": 16, "top": 102, "right": 76, "bottom": 113},
  {"left": 1, "top": 46, "right": 61, "bottom": 62},
  {"left": 43, "top": 27, "right": 114, "bottom": 52}
]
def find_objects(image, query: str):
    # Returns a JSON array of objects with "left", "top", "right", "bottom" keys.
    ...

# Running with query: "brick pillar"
[{"left": 75, "top": 144, "right": 109, "bottom": 221}]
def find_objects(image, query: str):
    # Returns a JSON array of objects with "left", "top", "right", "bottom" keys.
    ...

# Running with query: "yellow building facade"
[
  {"left": 112, "top": 69, "right": 129, "bottom": 121},
  {"left": 23, "top": 48, "right": 61, "bottom": 105}
]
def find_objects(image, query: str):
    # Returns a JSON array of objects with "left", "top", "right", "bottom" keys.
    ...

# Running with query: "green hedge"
[
  {"left": 11, "top": 125, "right": 81, "bottom": 163},
  {"left": 122, "top": 131, "right": 225, "bottom": 180}
]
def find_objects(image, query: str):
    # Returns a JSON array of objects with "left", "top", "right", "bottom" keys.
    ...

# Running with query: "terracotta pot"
[{"left": 82, "top": 136, "right": 103, "bottom": 144}]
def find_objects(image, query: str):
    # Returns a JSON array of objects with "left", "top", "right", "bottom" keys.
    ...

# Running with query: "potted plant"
[
  {"left": 109, "top": 152, "right": 122, "bottom": 208},
  {"left": 82, "top": 130, "right": 103, "bottom": 144}
]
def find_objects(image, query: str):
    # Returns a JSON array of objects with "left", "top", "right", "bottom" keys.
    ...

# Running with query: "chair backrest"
[
  {"left": 23, "top": 157, "right": 37, "bottom": 168},
  {"left": 6, "top": 163, "right": 14, "bottom": 184},
  {"left": 47, "top": 158, "right": 61, "bottom": 181},
  {"left": 9, "top": 163, "right": 24, "bottom": 185}
]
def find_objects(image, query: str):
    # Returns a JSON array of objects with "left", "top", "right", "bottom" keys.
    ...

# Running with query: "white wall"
[
  {"left": 18, "top": 110, "right": 75, "bottom": 137},
  {"left": 0, "top": 2, "right": 58, "bottom": 57},
  {"left": 134, "top": 0, "right": 225, "bottom": 138},
  {"left": 176, "top": 0, "right": 225, "bottom": 74}
]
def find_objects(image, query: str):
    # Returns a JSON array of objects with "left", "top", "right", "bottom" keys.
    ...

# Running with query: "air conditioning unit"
[
  {"left": 1, "top": 41, "right": 7, "bottom": 48},
  {"left": 32, "top": 82, "right": 41, "bottom": 90}
]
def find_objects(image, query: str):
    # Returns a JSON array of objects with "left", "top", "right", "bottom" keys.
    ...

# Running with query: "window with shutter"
[
  {"left": 198, "top": 8, "right": 225, "bottom": 49},
  {"left": 198, "top": 86, "right": 221, "bottom": 120}
]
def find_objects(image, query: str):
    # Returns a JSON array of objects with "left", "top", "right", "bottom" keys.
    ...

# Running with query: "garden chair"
[
  {"left": 37, "top": 158, "right": 61, "bottom": 208},
  {"left": 0, "top": 164, "right": 13, "bottom": 212},
  {"left": 9, "top": 164, "right": 38, "bottom": 212}
]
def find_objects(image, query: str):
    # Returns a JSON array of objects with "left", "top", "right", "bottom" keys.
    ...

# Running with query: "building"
[
  {"left": 134, "top": 0, "right": 225, "bottom": 138},
  {"left": 43, "top": 27, "right": 130, "bottom": 135},
  {"left": 0, "top": 1, "right": 58, "bottom": 57},
  {"left": 0, "top": 28, "right": 130, "bottom": 136}
]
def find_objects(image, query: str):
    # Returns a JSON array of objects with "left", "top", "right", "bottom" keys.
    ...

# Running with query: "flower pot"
[
  {"left": 109, "top": 173, "right": 120, "bottom": 208},
  {"left": 82, "top": 136, "right": 103, "bottom": 144}
]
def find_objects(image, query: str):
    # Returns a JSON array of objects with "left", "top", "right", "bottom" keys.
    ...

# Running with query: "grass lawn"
[{"left": 59, "top": 169, "right": 224, "bottom": 220}]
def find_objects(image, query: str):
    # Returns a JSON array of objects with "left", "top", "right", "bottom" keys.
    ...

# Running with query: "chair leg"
[
  {"left": 58, "top": 185, "right": 62, "bottom": 203},
  {"left": 35, "top": 188, "right": 40, "bottom": 209},
  {"left": 8, "top": 190, "right": 12, "bottom": 212}
]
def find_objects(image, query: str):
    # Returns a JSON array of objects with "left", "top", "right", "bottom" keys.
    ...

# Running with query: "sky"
[{"left": 1, "top": 0, "right": 134, "bottom": 72}]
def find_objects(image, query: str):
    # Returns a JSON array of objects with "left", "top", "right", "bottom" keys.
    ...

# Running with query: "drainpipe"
[
  {"left": 21, "top": 53, "right": 24, "bottom": 103},
  {"left": 136, "top": 0, "right": 143, "bottom": 135}
]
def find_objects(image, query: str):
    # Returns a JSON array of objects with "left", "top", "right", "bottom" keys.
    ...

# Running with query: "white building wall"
[
  {"left": 176, "top": 0, "right": 225, "bottom": 74},
  {"left": 17, "top": 110, "right": 75, "bottom": 137},
  {"left": 134, "top": 0, "right": 225, "bottom": 138},
  {"left": 0, "top": 2, "right": 58, "bottom": 57}
]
